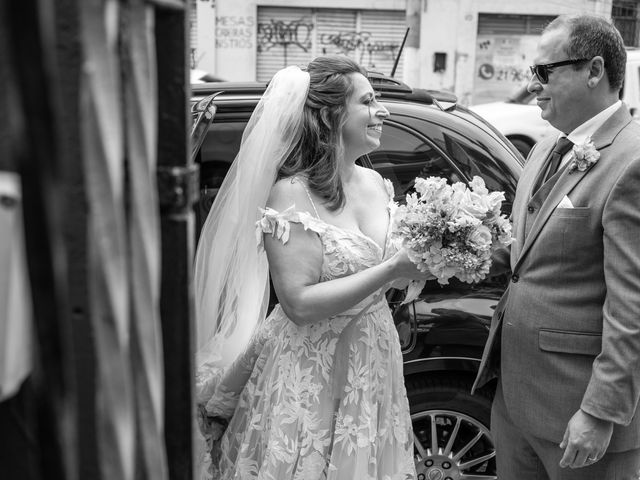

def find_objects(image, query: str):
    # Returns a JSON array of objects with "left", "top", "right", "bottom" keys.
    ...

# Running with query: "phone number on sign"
[{"left": 478, "top": 64, "right": 530, "bottom": 83}]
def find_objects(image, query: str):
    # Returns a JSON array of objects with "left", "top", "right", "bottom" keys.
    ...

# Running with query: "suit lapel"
[
  {"left": 510, "top": 139, "right": 553, "bottom": 261},
  {"left": 513, "top": 105, "right": 632, "bottom": 272}
]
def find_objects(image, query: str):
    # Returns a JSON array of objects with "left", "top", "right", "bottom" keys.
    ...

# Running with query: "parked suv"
[{"left": 191, "top": 74, "right": 523, "bottom": 480}]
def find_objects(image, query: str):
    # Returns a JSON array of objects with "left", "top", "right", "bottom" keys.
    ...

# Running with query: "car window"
[
  {"left": 369, "top": 122, "right": 463, "bottom": 202},
  {"left": 441, "top": 130, "right": 517, "bottom": 210},
  {"left": 199, "top": 121, "right": 245, "bottom": 185},
  {"left": 196, "top": 120, "right": 247, "bottom": 238}
]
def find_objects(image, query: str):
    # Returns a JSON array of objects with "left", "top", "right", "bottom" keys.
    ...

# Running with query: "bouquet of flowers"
[{"left": 391, "top": 176, "right": 513, "bottom": 303}]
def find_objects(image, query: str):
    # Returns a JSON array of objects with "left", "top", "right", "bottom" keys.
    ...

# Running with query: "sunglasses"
[{"left": 529, "top": 58, "right": 591, "bottom": 84}]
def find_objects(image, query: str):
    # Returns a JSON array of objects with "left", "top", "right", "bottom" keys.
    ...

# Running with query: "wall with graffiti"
[
  {"left": 192, "top": 0, "right": 407, "bottom": 82},
  {"left": 192, "top": 0, "right": 610, "bottom": 98},
  {"left": 252, "top": 7, "right": 406, "bottom": 81},
  {"left": 257, "top": 16, "right": 312, "bottom": 55},
  {"left": 255, "top": 8, "right": 406, "bottom": 81}
]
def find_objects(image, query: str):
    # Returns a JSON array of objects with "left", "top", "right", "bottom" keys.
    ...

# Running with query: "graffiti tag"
[
  {"left": 257, "top": 18, "right": 313, "bottom": 52},
  {"left": 320, "top": 31, "right": 397, "bottom": 56},
  {"left": 319, "top": 31, "right": 399, "bottom": 68}
]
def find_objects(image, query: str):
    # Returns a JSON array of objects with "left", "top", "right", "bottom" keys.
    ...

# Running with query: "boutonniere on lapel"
[{"left": 568, "top": 137, "right": 600, "bottom": 174}]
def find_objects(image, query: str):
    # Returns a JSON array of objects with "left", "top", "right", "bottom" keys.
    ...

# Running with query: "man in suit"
[{"left": 473, "top": 14, "right": 640, "bottom": 479}]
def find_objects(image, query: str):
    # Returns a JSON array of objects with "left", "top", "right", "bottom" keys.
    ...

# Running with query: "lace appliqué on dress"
[{"left": 202, "top": 179, "right": 415, "bottom": 480}]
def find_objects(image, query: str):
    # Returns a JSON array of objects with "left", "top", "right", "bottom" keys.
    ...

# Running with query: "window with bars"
[{"left": 613, "top": 0, "right": 639, "bottom": 47}]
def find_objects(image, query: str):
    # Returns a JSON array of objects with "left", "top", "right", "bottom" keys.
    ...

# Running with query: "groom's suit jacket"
[{"left": 473, "top": 104, "right": 640, "bottom": 451}]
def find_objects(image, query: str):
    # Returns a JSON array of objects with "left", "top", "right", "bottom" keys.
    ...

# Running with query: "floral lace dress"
[{"left": 202, "top": 180, "right": 416, "bottom": 480}]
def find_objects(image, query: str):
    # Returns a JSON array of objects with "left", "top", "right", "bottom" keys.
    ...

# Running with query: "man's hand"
[{"left": 559, "top": 409, "right": 613, "bottom": 468}]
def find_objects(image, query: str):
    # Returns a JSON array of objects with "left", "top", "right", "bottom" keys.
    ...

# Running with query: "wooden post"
[
  {"left": 54, "top": 1, "right": 99, "bottom": 477},
  {"left": 155, "top": 2, "right": 198, "bottom": 479},
  {"left": 2, "top": 1, "right": 80, "bottom": 479}
]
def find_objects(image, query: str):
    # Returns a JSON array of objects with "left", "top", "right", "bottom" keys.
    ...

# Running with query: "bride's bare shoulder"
[{"left": 267, "top": 176, "right": 310, "bottom": 212}]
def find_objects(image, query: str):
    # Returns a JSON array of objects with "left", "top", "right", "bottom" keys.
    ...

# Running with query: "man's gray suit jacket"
[{"left": 473, "top": 104, "right": 640, "bottom": 452}]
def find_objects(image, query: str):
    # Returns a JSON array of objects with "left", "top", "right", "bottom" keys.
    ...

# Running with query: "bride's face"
[{"left": 340, "top": 73, "right": 389, "bottom": 160}]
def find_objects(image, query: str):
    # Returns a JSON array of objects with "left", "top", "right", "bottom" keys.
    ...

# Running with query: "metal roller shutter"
[
  {"left": 359, "top": 10, "right": 406, "bottom": 78},
  {"left": 316, "top": 9, "right": 357, "bottom": 58},
  {"left": 478, "top": 13, "right": 555, "bottom": 35},
  {"left": 257, "top": 7, "right": 405, "bottom": 82},
  {"left": 257, "top": 7, "right": 314, "bottom": 81}
]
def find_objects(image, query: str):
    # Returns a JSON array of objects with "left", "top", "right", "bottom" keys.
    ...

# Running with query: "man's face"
[{"left": 528, "top": 26, "right": 591, "bottom": 133}]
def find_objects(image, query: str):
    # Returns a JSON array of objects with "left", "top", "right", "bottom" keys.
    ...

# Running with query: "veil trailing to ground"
[{"left": 193, "top": 66, "right": 310, "bottom": 406}]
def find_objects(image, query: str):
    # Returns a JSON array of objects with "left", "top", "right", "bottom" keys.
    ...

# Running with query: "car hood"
[
  {"left": 469, "top": 101, "right": 540, "bottom": 119},
  {"left": 469, "top": 101, "right": 559, "bottom": 140}
]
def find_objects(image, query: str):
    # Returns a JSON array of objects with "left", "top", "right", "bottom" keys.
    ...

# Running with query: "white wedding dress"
[{"left": 199, "top": 180, "right": 416, "bottom": 480}]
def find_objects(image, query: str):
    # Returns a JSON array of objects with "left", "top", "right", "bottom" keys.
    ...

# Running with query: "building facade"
[{"left": 192, "top": 0, "right": 640, "bottom": 105}]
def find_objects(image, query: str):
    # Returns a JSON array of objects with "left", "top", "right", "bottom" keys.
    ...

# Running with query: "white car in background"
[
  {"left": 190, "top": 69, "right": 224, "bottom": 84},
  {"left": 470, "top": 48, "right": 640, "bottom": 158},
  {"left": 470, "top": 86, "right": 559, "bottom": 158}
]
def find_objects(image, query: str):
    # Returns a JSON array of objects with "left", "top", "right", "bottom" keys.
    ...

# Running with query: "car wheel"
[
  {"left": 406, "top": 376, "right": 496, "bottom": 480},
  {"left": 507, "top": 137, "right": 532, "bottom": 159}
]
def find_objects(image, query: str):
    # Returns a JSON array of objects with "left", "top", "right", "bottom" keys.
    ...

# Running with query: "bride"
[{"left": 194, "top": 55, "right": 430, "bottom": 479}]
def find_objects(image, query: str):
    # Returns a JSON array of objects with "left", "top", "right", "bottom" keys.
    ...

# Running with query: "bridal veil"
[{"left": 193, "top": 66, "right": 310, "bottom": 400}]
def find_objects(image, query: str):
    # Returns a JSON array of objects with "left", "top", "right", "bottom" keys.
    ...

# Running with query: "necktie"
[{"left": 535, "top": 136, "right": 574, "bottom": 192}]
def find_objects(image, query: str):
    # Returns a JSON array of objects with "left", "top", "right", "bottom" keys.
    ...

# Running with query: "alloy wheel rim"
[{"left": 412, "top": 409, "right": 496, "bottom": 480}]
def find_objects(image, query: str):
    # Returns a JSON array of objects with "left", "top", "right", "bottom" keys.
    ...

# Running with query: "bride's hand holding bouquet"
[{"left": 391, "top": 176, "right": 513, "bottom": 303}]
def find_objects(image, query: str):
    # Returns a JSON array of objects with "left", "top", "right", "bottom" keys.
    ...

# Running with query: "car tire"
[
  {"left": 507, "top": 137, "right": 533, "bottom": 159},
  {"left": 406, "top": 375, "right": 497, "bottom": 480}
]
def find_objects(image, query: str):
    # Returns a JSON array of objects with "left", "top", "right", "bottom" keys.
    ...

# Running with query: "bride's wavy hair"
[{"left": 277, "top": 55, "right": 368, "bottom": 211}]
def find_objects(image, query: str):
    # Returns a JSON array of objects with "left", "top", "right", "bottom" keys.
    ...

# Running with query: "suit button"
[
  {"left": 527, "top": 205, "right": 535, "bottom": 213},
  {"left": 511, "top": 274, "right": 519, "bottom": 283}
]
